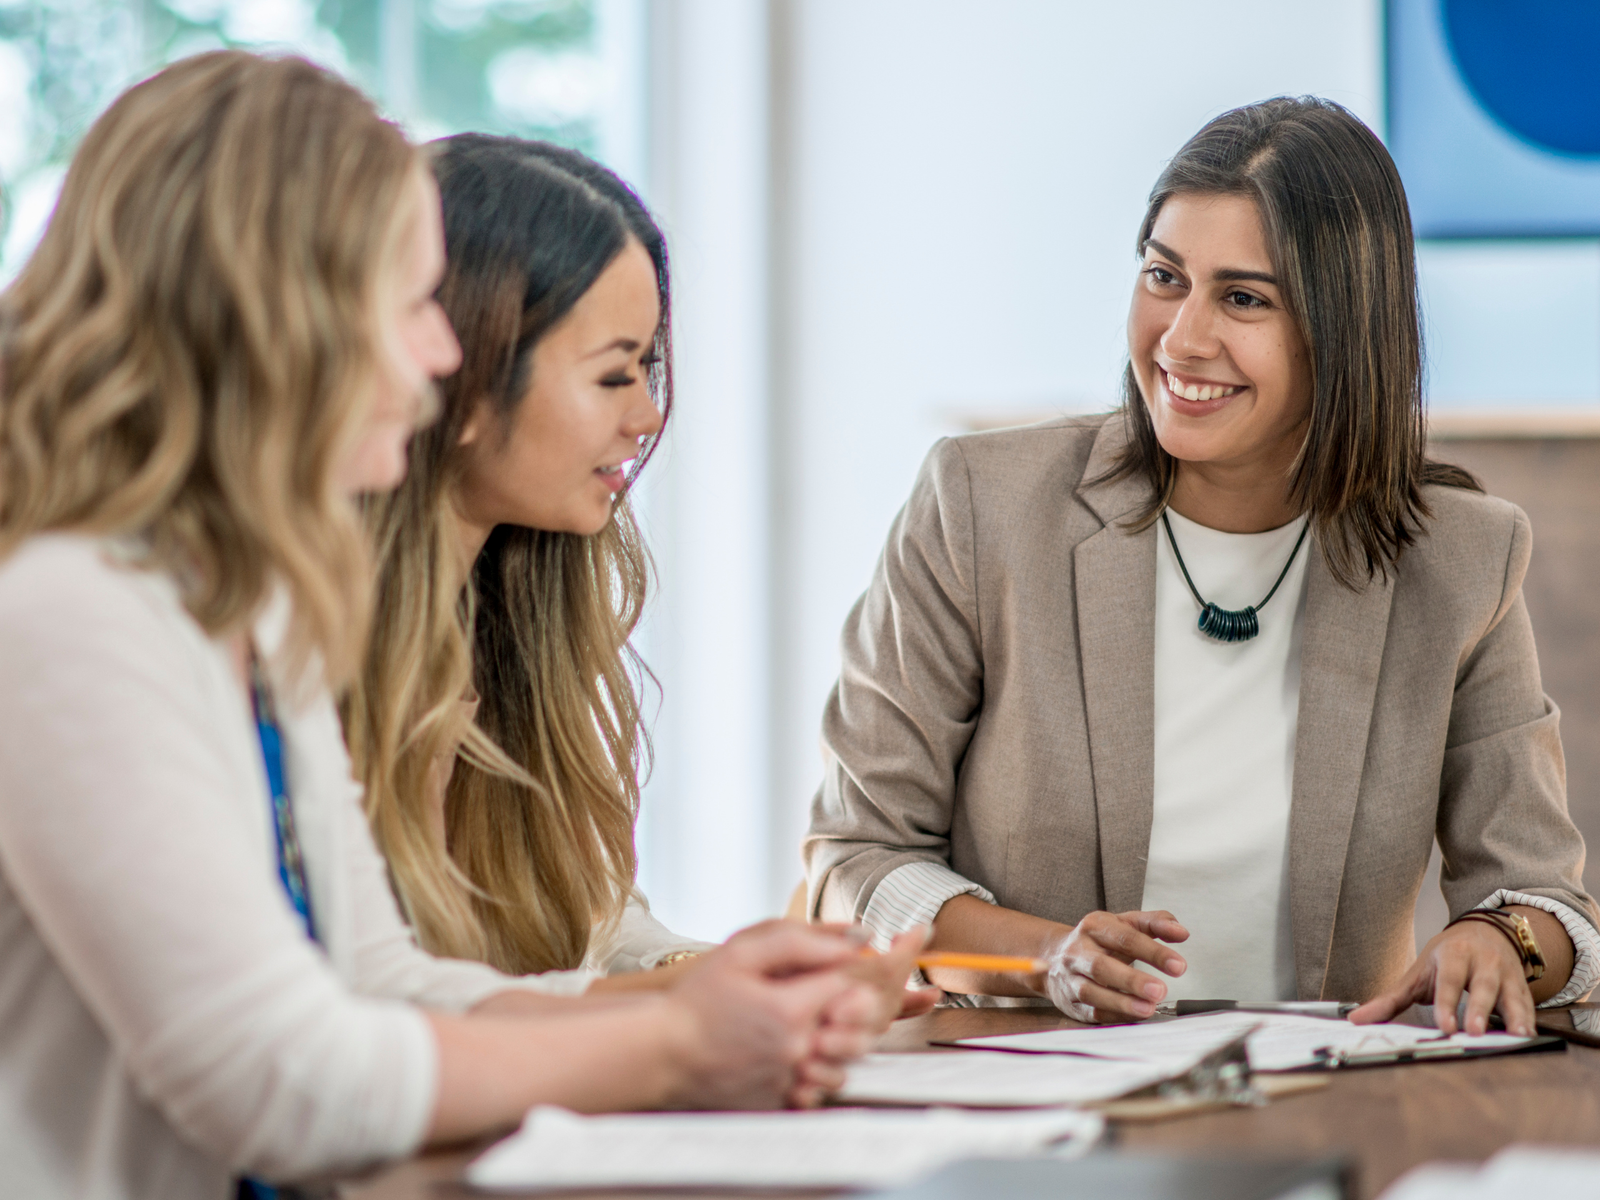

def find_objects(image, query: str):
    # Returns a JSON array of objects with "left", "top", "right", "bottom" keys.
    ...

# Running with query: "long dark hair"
[
  {"left": 344, "top": 134, "right": 671, "bottom": 973},
  {"left": 1109, "top": 96, "right": 1477, "bottom": 587}
]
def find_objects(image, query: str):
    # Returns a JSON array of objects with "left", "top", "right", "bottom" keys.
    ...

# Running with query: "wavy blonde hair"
[
  {"left": 0, "top": 51, "right": 420, "bottom": 689},
  {"left": 343, "top": 136, "right": 670, "bottom": 974}
]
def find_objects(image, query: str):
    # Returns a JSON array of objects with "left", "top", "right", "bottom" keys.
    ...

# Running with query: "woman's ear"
[{"left": 458, "top": 399, "right": 489, "bottom": 448}]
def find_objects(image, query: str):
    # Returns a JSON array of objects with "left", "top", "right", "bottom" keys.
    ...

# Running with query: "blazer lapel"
[
  {"left": 1289, "top": 551, "right": 1395, "bottom": 999},
  {"left": 1075, "top": 420, "right": 1158, "bottom": 914}
]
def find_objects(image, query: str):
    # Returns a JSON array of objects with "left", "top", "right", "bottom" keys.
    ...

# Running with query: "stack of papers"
[
  {"left": 956, "top": 1010, "right": 1532, "bottom": 1072},
  {"left": 467, "top": 1105, "right": 1103, "bottom": 1191},
  {"left": 1380, "top": 1146, "right": 1600, "bottom": 1197},
  {"left": 838, "top": 1050, "right": 1180, "bottom": 1107}
]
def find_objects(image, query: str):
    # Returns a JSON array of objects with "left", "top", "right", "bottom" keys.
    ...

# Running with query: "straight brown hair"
[{"left": 1108, "top": 96, "right": 1478, "bottom": 587}]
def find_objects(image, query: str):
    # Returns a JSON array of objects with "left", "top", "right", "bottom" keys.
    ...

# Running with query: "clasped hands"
[
  {"left": 661, "top": 920, "right": 938, "bottom": 1110},
  {"left": 1033, "top": 908, "right": 1541, "bottom": 1036}
]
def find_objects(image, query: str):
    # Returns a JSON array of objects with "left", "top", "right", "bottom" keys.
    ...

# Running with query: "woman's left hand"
[{"left": 1349, "top": 920, "right": 1535, "bottom": 1037}]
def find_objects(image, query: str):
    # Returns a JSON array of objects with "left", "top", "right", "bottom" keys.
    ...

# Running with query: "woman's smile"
[
  {"left": 595, "top": 461, "right": 631, "bottom": 494},
  {"left": 1157, "top": 363, "right": 1248, "bottom": 417}
]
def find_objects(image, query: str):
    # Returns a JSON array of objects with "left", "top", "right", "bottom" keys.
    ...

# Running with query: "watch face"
[{"left": 1502, "top": 912, "right": 1546, "bottom": 977}]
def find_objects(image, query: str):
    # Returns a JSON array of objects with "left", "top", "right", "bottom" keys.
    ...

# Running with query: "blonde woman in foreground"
[
  {"left": 346, "top": 134, "right": 933, "bottom": 1019},
  {"left": 0, "top": 53, "right": 885, "bottom": 1200}
]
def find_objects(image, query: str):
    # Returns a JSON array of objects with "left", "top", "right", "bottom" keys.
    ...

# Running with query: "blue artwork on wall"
[{"left": 1388, "top": 0, "right": 1600, "bottom": 238}]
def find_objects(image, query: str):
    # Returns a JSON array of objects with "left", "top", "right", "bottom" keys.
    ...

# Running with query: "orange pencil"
[{"left": 914, "top": 952, "right": 1046, "bottom": 974}]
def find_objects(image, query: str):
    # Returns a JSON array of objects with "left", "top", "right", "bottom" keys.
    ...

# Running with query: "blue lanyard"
[
  {"left": 239, "top": 654, "right": 317, "bottom": 1200},
  {"left": 248, "top": 653, "right": 317, "bottom": 942}
]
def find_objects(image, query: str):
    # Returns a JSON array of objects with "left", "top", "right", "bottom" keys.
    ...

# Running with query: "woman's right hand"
[
  {"left": 1039, "top": 910, "right": 1189, "bottom": 1023},
  {"left": 660, "top": 921, "right": 874, "bottom": 1110}
]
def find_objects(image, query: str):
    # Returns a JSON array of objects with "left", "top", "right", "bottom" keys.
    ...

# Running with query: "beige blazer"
[{"left": 804, "top": 415, "right": 1598, "bottom": 1002}]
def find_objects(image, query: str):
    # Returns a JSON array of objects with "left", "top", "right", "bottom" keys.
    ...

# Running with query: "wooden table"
[{"left": 345, "top": 1006, "right": 1600, "bottom": 1200}]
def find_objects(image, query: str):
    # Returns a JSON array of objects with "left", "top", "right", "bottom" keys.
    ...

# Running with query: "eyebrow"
[
  {"left": 582, "top": 337, "right": 642, "bottom": 360},
  {"left": 1144, "top": 238, "right": 1278, "bottom": 286}
]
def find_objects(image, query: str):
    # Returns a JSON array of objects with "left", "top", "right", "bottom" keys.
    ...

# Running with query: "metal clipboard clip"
[{"left": 1153, "top": 1024, "right": 1268, "bottom": 1108}]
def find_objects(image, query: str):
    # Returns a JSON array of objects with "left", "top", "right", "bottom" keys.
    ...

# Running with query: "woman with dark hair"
[
  {"left": 804, "top": 97, "right": 1599, "bottom": 1035},
  {"left": 345, "top": 135, "right": 689, "bottom": 979},
  {"left": 346, "top": 135, "right": 929, "bottom": 1017}
]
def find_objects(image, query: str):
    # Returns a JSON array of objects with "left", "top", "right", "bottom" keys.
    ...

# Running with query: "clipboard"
[
  {"left": 1298, "top": 1032, "right": 1566, "bottom": 1070},
  {"left": 1535, "top": 1002, "right": 1600, "bottom": 1049}
]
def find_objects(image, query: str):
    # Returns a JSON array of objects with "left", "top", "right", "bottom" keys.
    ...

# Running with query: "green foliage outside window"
[{"left": 0, "top": 0, "right": 606, "bottom": 279}]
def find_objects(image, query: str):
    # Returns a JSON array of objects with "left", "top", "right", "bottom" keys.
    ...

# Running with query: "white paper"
[
  {"left": 467, "top": 1104, "right": 1104, "bottom": 1192},
  {"left": 961, "top": 1011, "right": 1263, "bottom": 1069},
  {"left": 836, "top": 1049, "right": 1175, "bottom": 1107},
  {"left": 1377, "top": 1164, "right": 1485, "bottom": 1200},
  {"left": 958, "top": 1011, "right": 1531, "bottom": 1072},
  {"left": 1477, "top": 1147, "right": 1600, "bottom": 1188},
  {"left": 1379, "top": 1146, "right": 1600, "bottom": 1198}
]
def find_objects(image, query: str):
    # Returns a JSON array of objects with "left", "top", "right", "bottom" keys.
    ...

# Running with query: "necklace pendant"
[{"left": 1198, "top": 602, "right": 1260, "bottom": 643}]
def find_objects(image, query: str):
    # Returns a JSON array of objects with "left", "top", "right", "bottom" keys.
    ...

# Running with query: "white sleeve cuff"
[
  {"left": 588, "top": 893, "right": 717, "bottom": 974},
  {"left": 492, "top": 968, "right": 599, "bottom": 998},
  {"left": 861, "top": 860, "right": 996, "bottom": 952},
  {"left": 1477, "top": 890, "right": 1599, "bottom": 1007}
]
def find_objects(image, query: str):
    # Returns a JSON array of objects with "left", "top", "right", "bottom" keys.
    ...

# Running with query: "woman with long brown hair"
[
  {"left": 347, "top": 135, "right": 687, "bottom": 980},
  {"left": 348, "top": 134, "right": 930, "bottom": 1016},
  {"left": 0, "top": 53, "right": 880, "bottom": 1200},
  {"left": 805, "top": 96, "right": 1599, "bottom": 1035}
]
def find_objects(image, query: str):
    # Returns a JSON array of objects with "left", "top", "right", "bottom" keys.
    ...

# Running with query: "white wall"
[{"left": 631, "top": 0, "right": 775, "bottom": 937}]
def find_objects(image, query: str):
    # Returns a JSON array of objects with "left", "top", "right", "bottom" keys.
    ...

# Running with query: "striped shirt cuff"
[
  {"left": 861, "top": 860, "right": 997, "bottom": 952},
  {"left": 1477, "top": 890, "right": 1599, "bottom": 1006}
]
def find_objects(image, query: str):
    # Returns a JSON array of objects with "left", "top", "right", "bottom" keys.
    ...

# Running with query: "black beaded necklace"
[{"left": 1161, "top": 511, "right": 1310, "bottom": 644}]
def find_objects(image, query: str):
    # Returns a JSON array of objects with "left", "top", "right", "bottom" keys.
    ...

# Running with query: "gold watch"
[
  {"left": 1499, "top": 910, "right": 1547, "bottom": 982},
  {"left": 1447, "top": 909, "right": 1545, "bottom": 982}
]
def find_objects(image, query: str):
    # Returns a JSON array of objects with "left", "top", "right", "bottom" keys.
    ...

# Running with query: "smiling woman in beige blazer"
[{"left": 804, "top": 97, "right": 1599, "bottom": 1036}]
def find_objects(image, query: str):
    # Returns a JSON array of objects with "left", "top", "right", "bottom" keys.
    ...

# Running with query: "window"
[{"left": 0, "top": 0, "right": 646, "bottom": 280}]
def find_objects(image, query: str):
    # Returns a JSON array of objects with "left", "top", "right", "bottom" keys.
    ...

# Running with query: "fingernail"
[
  {"left": 1143, "top": 981, "right": 1163, "bottom": 1000},
  {"left": 1132, "top": 999, "right": 1154, "bottom": 1016},
  {"left": 1166, "top": 959, "right": 1184, "bottom": 974}
]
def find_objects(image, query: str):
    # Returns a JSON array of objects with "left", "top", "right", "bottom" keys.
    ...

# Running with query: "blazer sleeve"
[
  {"left": 1436, "top": 506, "right": 1600, "bottom": 939},
  {"left": 803, "top": 437, "right": 988, "bottom": 921}
]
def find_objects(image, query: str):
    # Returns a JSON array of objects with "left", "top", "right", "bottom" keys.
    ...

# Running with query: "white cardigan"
[{"left": 0, "top": 536, "right": 595, "bottom": 1199}]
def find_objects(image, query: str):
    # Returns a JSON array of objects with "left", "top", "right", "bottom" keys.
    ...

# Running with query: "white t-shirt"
[{"left": 1141, "top": 509, "right": 1310, "bottom": 1002}]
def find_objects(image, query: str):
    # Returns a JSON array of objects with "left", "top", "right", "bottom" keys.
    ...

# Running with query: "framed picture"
[{"left": 1387, "top": 0, "right": 1600, "bottom": 238}]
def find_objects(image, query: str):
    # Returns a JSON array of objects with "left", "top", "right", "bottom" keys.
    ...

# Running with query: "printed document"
[
  {"left": 467, "top": 1105, "right": 1104, "bottom": 1191},
  {"left": 1379, "top": 1146, "right": 1600, "bottom": 1198},
  {"left": 958, "top": 1011, "right": 1530, "bottom": 1071},
  {"left": 837, "top": 1049, "right": 1176, "bottom": 1107}
]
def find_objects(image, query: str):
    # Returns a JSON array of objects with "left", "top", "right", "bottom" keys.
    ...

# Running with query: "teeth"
[{"left": 1166, "top": 370, "right": 1240, "bottom": 402}]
